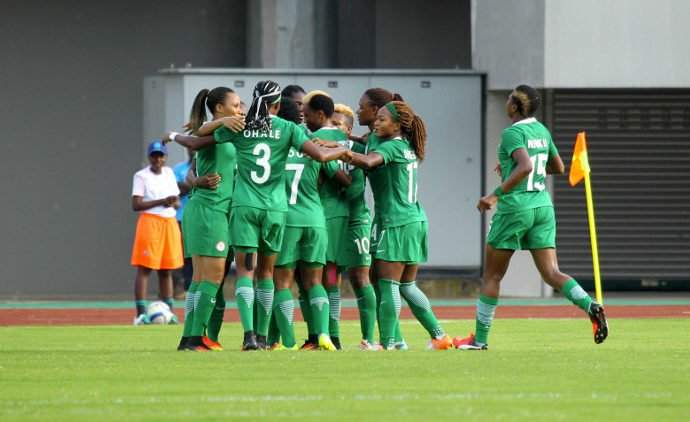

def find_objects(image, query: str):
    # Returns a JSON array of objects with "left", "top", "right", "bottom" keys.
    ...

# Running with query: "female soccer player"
[
  {"left": 175, "top": 86, "right": 244, "bottom": 351},
  {"left": 332, "top": 104, "right": 379, "bottom": 350},
  {"left": 167, "top": 81, "right": 351, "bottom": 350},
  {"left": 130, "top": 140, "right": 182, "bottom": 325},
  {"left": 347, "top": 101, "right": 453, "bottom": 350},
  {"left": 455, "top": 85, "right": 608, "bottom": 350}
]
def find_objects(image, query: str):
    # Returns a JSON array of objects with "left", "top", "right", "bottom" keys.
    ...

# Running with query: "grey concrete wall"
[
  {"left": 0, "top": 0, "right": 245, "bottom": 298},
  {"left": 473, "top": 0, "right": 545, "bottom": 90}
]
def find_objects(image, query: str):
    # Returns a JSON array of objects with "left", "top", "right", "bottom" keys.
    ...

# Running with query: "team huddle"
[{"left": 135, "top": 80, "right": 607, "bottom": 352}]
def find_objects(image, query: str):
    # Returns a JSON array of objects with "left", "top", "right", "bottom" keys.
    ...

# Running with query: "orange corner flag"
[{"left": 569, "top": 131, "right": 591, "bottom": 187}]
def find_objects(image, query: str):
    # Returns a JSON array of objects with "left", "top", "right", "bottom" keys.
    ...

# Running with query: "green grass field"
[{"left": 1, "top": 319, "right": 688, "bottom": 420}]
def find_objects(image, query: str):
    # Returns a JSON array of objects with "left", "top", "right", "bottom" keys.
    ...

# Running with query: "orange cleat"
[
  {"left": 202, "top": 336, "right": 223, "bottom": 351},
  {"left": 428, "top": 334, "right": 454, "bottom": 350}
]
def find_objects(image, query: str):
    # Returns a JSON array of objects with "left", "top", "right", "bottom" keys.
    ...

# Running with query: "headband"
[{"left": 385, "top": 102, "right": 400, "bottom": 122}]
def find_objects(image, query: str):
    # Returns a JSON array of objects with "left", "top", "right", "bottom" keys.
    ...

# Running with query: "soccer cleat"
[
  {"left": 318, "top": 334, "right": 337, "bottom": 351},
  {"left": 202, "top": 336, "right": 223, "bottom": 351},
  {"left": 256, "top": 335, "right": 268, "bottom": 350},
  {"left": 393, "top": 340, "right": 409, "bottom": 351},
  {"left": 181, "top": 336, "right": 211, "bottom": 352},
  {"left": 177, "top": 336, "right": 189, "bottom": 351},
  {"left": 331, "top": 336, "right": 342, "bottom": 350},
  {"left": 241, "top": 331, "right": 259, "bottom": 351},
  {"left": 270, "top": 343, "right": 299, "bottom": 351},
  {"left": 299, "top": 339, "right": 319, "bottom": 351},
  {"left": 588, "top": 303, "right": 609, "bottom": 344},
  {"left": 359, "top": 340, "right": 383, "bottom": 351},
  {"left": 453, "top": 333, "right": 488, "bottom": 350},
  {"left": 133, "top": 313, "right": 150, "bottom": 326},
  {"left": 428, "top": 335, "right": 454, "bottom": 350}
]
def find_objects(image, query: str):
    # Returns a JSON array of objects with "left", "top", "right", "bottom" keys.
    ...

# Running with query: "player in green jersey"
[
  {"left": 332, "top": 104, "right": 380, "bottom": 350},
  {"left": 176, "top": 87, "right": 244, "bottom": 352},
  {"left": 281, "top": 85, "right": 306, "bottom": 123},
  {"left": 167, "top": 81, "right": 351, "bottom": 351},
  {"left": 455, "top": 85, "right": 608, "bottom": 350},
  {"left": 347, "top": 100, "right": 453, "bottom": 350}
]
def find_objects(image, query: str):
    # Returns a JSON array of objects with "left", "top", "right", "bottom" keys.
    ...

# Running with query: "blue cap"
[{"left": 147, "top": 140, "right": 168, "bottom": 156}]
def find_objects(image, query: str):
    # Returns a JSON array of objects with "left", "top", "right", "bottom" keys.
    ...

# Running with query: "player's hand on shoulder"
[
  {"left": 221, "top": 116, "right": 245, "bottom": 132},
  {"left": 313, "top": 138, "right": 341, "bottom": 148},
  {"left": 477, "top": 194, "right": 498, "bottom": 212},
  {"left": 196, "top": 173, "right": 221, "bottom": 190}
]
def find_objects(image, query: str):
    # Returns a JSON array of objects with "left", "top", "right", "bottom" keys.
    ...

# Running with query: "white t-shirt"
[{"left": 131, "top": 166, "right": 180, "bottom": 218}]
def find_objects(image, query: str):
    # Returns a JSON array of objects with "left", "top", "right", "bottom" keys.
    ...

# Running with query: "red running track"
[{"left": 1, "top": 305, "right": 689, "bottom": 326}]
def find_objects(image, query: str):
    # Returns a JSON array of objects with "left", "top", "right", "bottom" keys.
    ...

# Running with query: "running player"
[
  {"left": 167, "top": 81, "right": 351, "bottom": 350},
  {"left": 454, "top": 85, "right": 608, "bottom": 350},
  {"left": 176, "top": 86, "right": 243, "bottom": 351},
  {"left": 332, "top": 104, "right": 379, "bottom": 350},
  {"left": 347, "top": 100, "right": 453, "bottom": 350}
]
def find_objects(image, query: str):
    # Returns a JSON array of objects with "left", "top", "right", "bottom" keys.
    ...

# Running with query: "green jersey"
[
  {"left": 284, "top": 147, "right": 331, "bottom": 228},
  {"left": 496, "top": 117, "right": 558, "bottom": 214},
  {"left": 214, "top": 116, "right": 309, "bottom": 212},
  {"left": 189, "top": 143, "right": 236, "bottom": 212},
  {"left": 316, "top": 127, "right": 349, "bottom": 219},
  {"left": 345, "top": 141, "right": 371, "bottom": 225},
  {"left": 369, "top": 137, "right": 426, "bottom": 228}
]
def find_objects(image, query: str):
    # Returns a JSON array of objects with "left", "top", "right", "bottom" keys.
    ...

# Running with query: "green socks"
[
  {"left": 273, "top": 288, "right": 296, "bottom": 348},
  {"left": 206, "top": 282, "right": 225, "bottom": 342},
  {"left": 182, "top": 281, "right": 199, "bottom": 337},
  {"left": 190, "top": 281, "right": 220, "bottom": 336},
  {"left": 308, "top": 284, "right": 330, "bottom": 335},
  {"left": 378, "top": 279, "right": 401, "bottom": 349},
  {"left": 267, "top": 313, "right": 280, "bottom": 346},
  {"left": 355, "top": 284, "right": 377, "bottom": 343},
  {"left": 235, "top": 276, "right": 254, "bottom": 333},
  {"left": 326, "top": 285, "right": 341, "bottom": 338},
  {"left": 474, "top": 294, "right": 498, "bottom": 346},
  {"left": 562, "top": 279, "right": 594, "bottom": 312},
  {"left": 135, "top": 300, "right": 147, "bottom": 316},
  {"left": 400, "top": 281, "right": 444, "bottom": 338},
  {"left": 255, "top": 279, "right": 274, "bottom": 336},
  {"left": 163, "top": 298, "right": 174, "bottom": 311},
  {"left": 297, "top": 281, "right": 315, "bottom": 336}
]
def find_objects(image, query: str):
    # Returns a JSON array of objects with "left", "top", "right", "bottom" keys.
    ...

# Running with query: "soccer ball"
[{"left": 146, "top": 301, "right": 174, "bottom": 324}]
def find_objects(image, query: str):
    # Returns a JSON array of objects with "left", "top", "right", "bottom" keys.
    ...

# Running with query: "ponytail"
[
  {"left": 386, "top": 101, "right": 427, "bottom": 161},
  {"left": 188, "top": 87, "right": 235, "bottom": 133},
  {"left": 188, "top": 89, "right": 210, "bottom": 133}
]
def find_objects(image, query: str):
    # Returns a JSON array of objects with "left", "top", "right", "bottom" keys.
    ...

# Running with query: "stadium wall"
[{"left": 0, "top": 0, "right": 246, "bottom": 298}]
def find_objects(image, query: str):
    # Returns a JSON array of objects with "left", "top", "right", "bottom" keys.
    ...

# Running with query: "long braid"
[
  {"left": 245, "top": 80, "right": 282, "bottom": 132},
  {"left": 388, "top": 101, "right": 427, "bottom": 161}
]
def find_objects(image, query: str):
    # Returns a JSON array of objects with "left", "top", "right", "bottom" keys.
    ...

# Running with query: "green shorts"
[
  {"left": 181, "top": 200, "right": 231, "bottom": 258},
  {"left": 374, "top": 221, "right": 428, "bottom": 264},
  {"left": 325, "top": 216, "right": 349, "bottom": 266},
  {"left": 487, "top": 206, "right": 556, "bottom": 250},
  {"left": 229, "top": 206, "right": 286, "bottom": 254},
  {"left": 275, "top": 226, "right": 327, "bottom": 268},
  {"left": 344, "top": 222, "right": 372, "bottom": 269}
]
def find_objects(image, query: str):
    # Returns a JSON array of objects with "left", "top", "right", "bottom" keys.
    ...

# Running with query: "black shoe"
[
  {"left": 588, "top": 303, "right": 609, "bottom": 344},
  {"left": 180, "top": 336, "right": 211, "bottom": 352},
  {"left": 177, "top": 336, "right": 189, "bottom": 351},
  {"left": 331, "top": 336, "right": 342, "bottom": 350},
  {"left": 256, "top": 335, "right": 268, "bottom": 350},
  {"left": 242, "top": 331, "right": 259, "bottom": 351}
]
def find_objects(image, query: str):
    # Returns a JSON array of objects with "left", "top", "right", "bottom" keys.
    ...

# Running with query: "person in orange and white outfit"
[{"left": 131, "top": 140, "right": 183, "bottom": 325}]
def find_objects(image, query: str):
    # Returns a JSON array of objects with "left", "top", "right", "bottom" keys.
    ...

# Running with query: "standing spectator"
[
  {"left": 131, "top": 140, "right": 183, "bottom": 325},
  {"left": 172, "top": 148, "right": 194, "bottom": 298}
]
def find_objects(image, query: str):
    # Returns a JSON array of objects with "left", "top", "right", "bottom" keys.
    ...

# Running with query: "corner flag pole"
[{"left": 569, "top": 132, "right": 603, "bottom": 304}]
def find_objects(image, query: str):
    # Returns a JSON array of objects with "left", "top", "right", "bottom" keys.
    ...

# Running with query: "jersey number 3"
[{"left": 251, "top": 143, "right": 271, "bottom": 184}]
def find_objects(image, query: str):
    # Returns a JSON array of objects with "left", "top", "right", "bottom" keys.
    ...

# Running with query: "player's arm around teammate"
[
  {"left": 347, "top": 101, "right": 454, "bottom": 350},
  {"left": 455, "top": 85, "right": 607, "bottom": 351}
]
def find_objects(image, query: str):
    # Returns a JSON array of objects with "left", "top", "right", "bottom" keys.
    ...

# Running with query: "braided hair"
[
  {"left": 245, "top": 80, "right": 282, "bottom": 131},
  {"left": 386, "top": 101, "right": 427, "bottom": 161}
]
